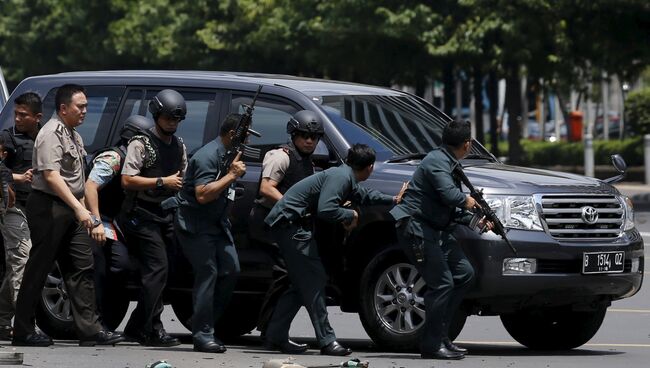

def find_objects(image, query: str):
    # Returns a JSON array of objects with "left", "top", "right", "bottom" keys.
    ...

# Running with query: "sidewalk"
[{"left": 614, "top": 182, "right": 650, "bottom": 211}]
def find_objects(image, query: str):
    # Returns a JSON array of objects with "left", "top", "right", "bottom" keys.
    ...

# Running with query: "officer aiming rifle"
[{"left": 453, "top": 166, "right": 517, "bottom": 254}]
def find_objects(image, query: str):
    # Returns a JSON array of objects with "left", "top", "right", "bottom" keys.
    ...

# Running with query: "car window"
[
  {"left": 230, "top": 95, "right": 299, "bottom": 162},
  {"left": 41, "top": 86, "right": 125, "bottom": 150},
  {"left": 116, "top": 89, "right": 217, "bottom": 154}
]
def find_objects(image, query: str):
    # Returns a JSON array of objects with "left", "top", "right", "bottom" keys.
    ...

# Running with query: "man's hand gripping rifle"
[
  {"left": 453, "top": 166, "right": 517, "bottom": 254},
  {"left": 222, "top": 85, "right": 263, "bottom": 174}
]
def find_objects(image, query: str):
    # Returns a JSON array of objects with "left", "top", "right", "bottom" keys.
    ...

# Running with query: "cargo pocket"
[{"left": 293, "top": 227, "right": 316, "bottom": 257}]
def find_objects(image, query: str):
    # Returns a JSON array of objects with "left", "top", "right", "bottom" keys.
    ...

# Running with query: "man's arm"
[
  {"left": 43, "top": 170, "right": 92, "bottom": 229},
  {"left": 258, "top": 149, "right": 289, "bottom": 205},
  {"left": 194, "top": 152, "right": 246, "bottom": 205},
  {"left": 317, "top": 174, "right": 355, "bottom": 224},
  {"left": 120, "top": 140, "right": 182, "bottom": 191},
  {"left": 351, "top": 186, "right": 395, "bottom": 206},
  {"left": 259, "top": 178, "right": 283, "bottom": 203}
]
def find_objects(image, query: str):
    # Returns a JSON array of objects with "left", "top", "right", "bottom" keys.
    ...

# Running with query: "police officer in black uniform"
[
  {"left": 390, "top": 120, "right": 492, "bottom": 360},
  {"left": 0, "top": 92, "right": 41, "bottom": 340},
  {"left": 263, "top": 144, "right": 400, "bottom": 356},
  {"left": 169, "top": 113, "right": 247, "bottom": 353},
  {"left": 250, "top": 110, "right": 324, "bottom": 338},
  {"left": 85, "top": 115, "right": 154, "bottom": 323},
  {"left": 118, "top": 90, "right": 187, "bottom": 347}
]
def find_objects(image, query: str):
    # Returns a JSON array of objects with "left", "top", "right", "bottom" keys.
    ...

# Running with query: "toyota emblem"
[{"left": 581, "top": 206, "right": 599, "bottom": 224}]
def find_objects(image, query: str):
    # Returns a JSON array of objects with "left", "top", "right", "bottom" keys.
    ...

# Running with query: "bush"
[
  {"left": 483, "top": 138, "right": 643, "bottom": 166},
  {"left": 627, "top": 87, "right": 650, "bottom": 135}
]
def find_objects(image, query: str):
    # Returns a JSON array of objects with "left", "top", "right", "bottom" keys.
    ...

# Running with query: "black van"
[{"left": 0, "top": 71, "right": 643, "bottom": 351}]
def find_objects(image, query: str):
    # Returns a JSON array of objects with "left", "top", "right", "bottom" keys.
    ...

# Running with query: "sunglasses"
[{"left": 297, "top": 132, "right": 321, "bottom": 140}]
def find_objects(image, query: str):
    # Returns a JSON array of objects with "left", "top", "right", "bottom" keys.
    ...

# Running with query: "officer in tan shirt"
[{"left": 12, "top": 84, "right": 124, "bottom": 347}]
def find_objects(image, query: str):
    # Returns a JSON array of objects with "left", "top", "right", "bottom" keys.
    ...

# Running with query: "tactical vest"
[
  {"left": 122, "top": 130, "right": 183, "bottom": 218},
  {"left": 275, "top": 143, "right": 315, "bottom": 194},
  {"left": 90, "top": 146, "right": 127, "bottom": 219},
  {"left": 2, "top": 127, "right": 36, "bottom": 202}
]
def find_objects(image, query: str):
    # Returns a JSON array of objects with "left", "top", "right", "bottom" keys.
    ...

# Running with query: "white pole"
[
  {"left": 602, "top": 74, "right": 609, "bottom": 141},
  {"left": 585, "top": 134, "right": 594, "bottom": 177},
  {"left": 645, "top": 135, "right": 650, "bottom": 184}
]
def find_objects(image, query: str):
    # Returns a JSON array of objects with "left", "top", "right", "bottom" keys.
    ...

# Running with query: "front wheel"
[
  {"left": 358, "top": 251, "right": 466, "bottom": 352},
  {"left": 500, "top": 305, "right": 607, "bottom": 350}
]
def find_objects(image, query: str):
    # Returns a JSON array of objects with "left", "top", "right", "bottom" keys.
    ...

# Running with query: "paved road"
[{"left": 2, "top": 214, "right": 649, "bottom": 368}]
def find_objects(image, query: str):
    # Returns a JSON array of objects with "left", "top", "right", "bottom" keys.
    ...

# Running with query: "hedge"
[{"left": 482, "top": 137, "right": 643, "bottom": 166}]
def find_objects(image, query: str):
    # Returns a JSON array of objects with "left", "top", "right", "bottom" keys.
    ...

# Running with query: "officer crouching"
[
  {"left": 165, "top": 114, "right": 246, "bottom": 353},
  {"left": 263, "top": 144, "right": 400, "bottom": 356}
]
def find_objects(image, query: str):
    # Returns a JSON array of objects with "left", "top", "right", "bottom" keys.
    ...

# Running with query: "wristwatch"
[{"left": 156, "top": 177, "right": 164, "bottom": 189}]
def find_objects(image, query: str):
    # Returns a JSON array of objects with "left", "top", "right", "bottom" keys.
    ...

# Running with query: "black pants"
[
  {"left": 265, "top": 221, "right": 336, "bottom": 348},
  {"left": 91, "top": 238, "right": 130, "bottom": 324},
  {"left": 119, "top": 211, "right": 176, "bottom": 334},
  {"left": 14, "top": 190, "right": 102, "bottom": 339},
  {"left": 250, "top": 205, "right": 290, "bottom": 335},
  {"left": 395, "top": 219, "right": 474, "bottom": 353}
]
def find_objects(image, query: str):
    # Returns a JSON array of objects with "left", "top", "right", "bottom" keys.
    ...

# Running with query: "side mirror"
[
  {"left": 603, "top": 154, "right": 627, "bottom": 184},
  {"left": 312, "top": 140, "right": 332, "bottom": 167},
  {"left": 611, "top": 154, "right": 627, "bottom": 174}
]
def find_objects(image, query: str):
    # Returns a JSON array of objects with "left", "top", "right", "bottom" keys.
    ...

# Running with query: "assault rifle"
[
  {"left": 222, "top": 85, "right": 263, "bottom": 174},
  {"left": 453, "top": 166, "right": 517, "bottom": 254}
]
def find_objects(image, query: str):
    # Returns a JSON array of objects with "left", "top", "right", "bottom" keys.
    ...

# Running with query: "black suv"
[{"left": 0, "top": 71, "right": 643, "bottom": 350}]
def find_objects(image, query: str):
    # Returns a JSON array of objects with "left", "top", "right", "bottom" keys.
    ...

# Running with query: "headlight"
[
  {"left": 622, "top": 196, "right": 635, "bottom": 231},
  {"left": 483, "top": 195, "right": 543, "bottom": 231}
]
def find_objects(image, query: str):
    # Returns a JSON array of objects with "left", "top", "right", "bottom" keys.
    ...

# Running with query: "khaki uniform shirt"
[
  {"left": 258, "top": 148, "right": 290, "bottom": 208},
  {"left": 31, "top": 116, "right": 87, "bottom": 199},
  {"left": 121, "top": 128, "right": 187, "bottom": 203}
]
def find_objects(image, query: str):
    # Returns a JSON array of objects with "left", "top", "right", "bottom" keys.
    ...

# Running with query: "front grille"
[{"left": 539, "top": 195, "right": 623, "bottom": 240}]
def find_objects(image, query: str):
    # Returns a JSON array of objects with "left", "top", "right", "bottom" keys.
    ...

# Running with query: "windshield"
[{"left": 319, "top": 94, "right": 494, "bottom": 162}]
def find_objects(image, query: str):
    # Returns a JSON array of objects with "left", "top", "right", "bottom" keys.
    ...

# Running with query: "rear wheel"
[
  {"left": 500, "top": 305, "right": 607, "bottom": 350},
  {"left": 36, "top": 263, "right": 130, "bottom": 339},
  {"left": 358, "top": 251, "right": 466, "bottom": 352}
]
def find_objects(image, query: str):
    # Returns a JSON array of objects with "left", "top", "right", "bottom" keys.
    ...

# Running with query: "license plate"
[
  {"left": 102, "top": 220, "right": 118, "bottom": 241},
  {"left": 582, "top": 251, "right": 624, "bottom": 274}
]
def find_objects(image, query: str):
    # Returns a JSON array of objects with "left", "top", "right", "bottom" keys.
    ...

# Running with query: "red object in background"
[{"left": 568, "top": 111, "right": 583, "bottom": 142}]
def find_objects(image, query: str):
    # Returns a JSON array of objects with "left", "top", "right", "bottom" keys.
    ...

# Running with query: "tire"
[
  {"left": 358, "top": 251, "right": 467, "bottom": 352},
  {"left": 171, "top": 294, "right": 261, "bottom": 340},
  {"left": 500, "top": 305, "right": 607, "bottom": 350},
  {"left": 36, "top": 264, "right": 76, "bottom": 339},
  {"left": 36, "top": 263, "right": 130, "bottom": 339}
]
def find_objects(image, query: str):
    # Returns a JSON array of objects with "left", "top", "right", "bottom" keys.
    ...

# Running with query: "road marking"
[
  {"left": 457, "top": 340, "right": 650, "bottom": 348},
  {"left": 609, "top": 308, "right": 650, "bottom": 313},
  {"left": 640, "top": 232, "right": 650, "bottom": 237}
]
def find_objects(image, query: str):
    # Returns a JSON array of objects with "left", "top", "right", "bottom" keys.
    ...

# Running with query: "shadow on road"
[{"left": 225, "top": 335, "right": 624, "bottom": 358}]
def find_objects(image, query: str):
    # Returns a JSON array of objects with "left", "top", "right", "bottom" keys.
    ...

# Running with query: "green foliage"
[
  {"left": 626, "top": 87, "right": 650, "bottom": 135},
  {"left": 491, "top": 138, "right": 644, "bottom": 166}
]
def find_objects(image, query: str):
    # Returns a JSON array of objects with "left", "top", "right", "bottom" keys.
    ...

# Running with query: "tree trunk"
[
  {"left": 473, "top": 67, "right": 485, "bottom": 144},
  {"left": 505, "top": 65, "right": 524, "bottom": 165},
  {"left": 443, "top": 63, "right": 454, "bottom": 117}
]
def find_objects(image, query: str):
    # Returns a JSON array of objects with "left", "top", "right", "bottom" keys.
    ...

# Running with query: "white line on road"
[
  {"left": 609, "top": 308, "right": 650, "bottom": 313},
  {"left": 640, "top": 232, "right": 650, "bottom": 237},
  {"left": 457, "top": 340, "right": 650, "bottom": 348}
]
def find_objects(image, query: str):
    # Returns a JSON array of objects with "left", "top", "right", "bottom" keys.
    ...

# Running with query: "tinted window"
[
  {"left": 116, "top": 89, "right": 217, "bottom": 154},
  {"left": 41, "top": 86, "right": 125, "bottom": 150},
  {"left": 230, "top": 95, "right": 299, "bottom": 162}
]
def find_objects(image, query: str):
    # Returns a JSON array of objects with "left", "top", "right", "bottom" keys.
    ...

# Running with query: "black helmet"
[
  {"left": 148, "top": 89, "right": 186, "bottom": 120},
  {"left": 120, "top": 115, "right": 154, "bottom": 141},
  {"left": 286, "top": 110, "right": 324, "bottom": 136}
]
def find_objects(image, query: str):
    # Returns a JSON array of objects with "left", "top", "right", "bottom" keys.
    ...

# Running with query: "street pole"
[
  {"left": 645, "top": 135, "right": 650, "bottom": 184},
  {"left": 602, "top": 74, "right": 609, "bottom": 141},
  {"left": 584, "top": 134, "right": 594, "bottom": 177}
]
